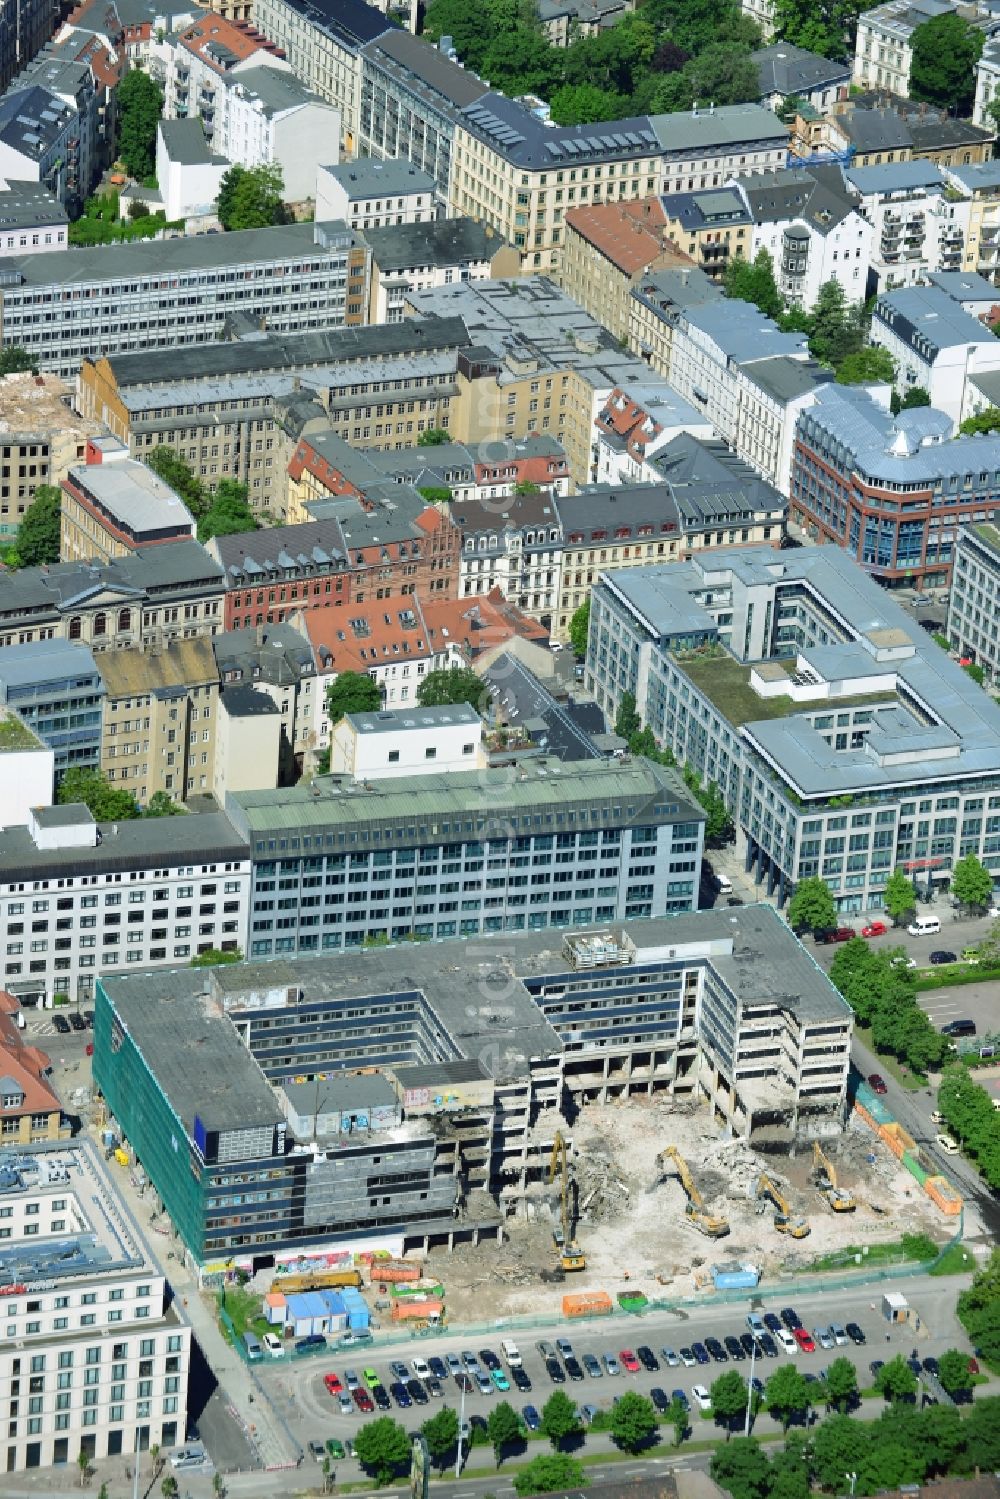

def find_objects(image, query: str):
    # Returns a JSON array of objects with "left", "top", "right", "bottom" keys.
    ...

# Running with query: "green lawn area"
[
  {"left": 805, "top": 1233, "right": 938, "bottom": 1273},
  {"left": 929, "top": 1242, "right": 976, "bottom": 1276},
  {"left": 218, "top": 1285, "right": 270, "bottom": 1342},
  {"left": 854, "top": 1023, "right": 926, "bottom": 1090},
  {"left": 679, "top": 651, "right": 897, "bottom": 728},
  {"left": 0, "top": 713, "right": 40, "bottom": 751}
]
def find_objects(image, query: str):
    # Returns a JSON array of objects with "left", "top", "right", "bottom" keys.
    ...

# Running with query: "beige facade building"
[
  {"left": 96, "top": 638, "right": 220, "bottom": 805},
  {"left": 0, "top": 373, "right": 103, "bottom": 547},
  {"left": 60, "top": 443, "right": 196, "bottom": 565},
  {"left": 213, "top": 685, "right": 282, "bottom": 801},
  {"left": 560, "top": 199, "right": 692, "bottom": 343}
]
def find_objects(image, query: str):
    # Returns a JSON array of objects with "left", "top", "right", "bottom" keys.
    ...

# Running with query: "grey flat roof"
[
  {"left": 0, "top": 810, "right": 246, "bottom": 882},
  {"left": 742, "top": 354, "right": 831, "bottom": 403},
  {"left": 846, "top": 159, "right": 945, "bottom": 195},
  {"left": 158, "top": 117, "right": 227, "bottom": 167},
  {"left": 270, "top": 0, "right": 392, "bottom": 48},
  {"left": 32, "top": 803, "right": 95, "bottom": 828},
  {"left": 362, "top": 217, "right": 511, "bottom": 271},
  {"left": 684, "top": 300, "right": 810, "bottom": 364},
  {"left": 70, "top": 459, "right": 194, "bottom": 533},
  {"left": 392, "top": 1058, "right": 489, "bottom": 1087},
  {"left": 221, "top": 683, "right": 280, "bottom": 718},
  {"left": 323, "top": 157, "right": 436, "bottom": 199},
  {"left": 283, "top": 1072, "right": 398, "bottom": 1115},
  {"left": 875, "top": 285, "right": 995, "bottom": 354},
  {"left": 0, "top": 178, "right": 68, "bottom": 230},
  {"left": 943, "top": 161, "right": 1000, "bottom": 192},
  {"left": 925, "top": 270, "right": 1000, "bottom": 304},
  {"left": 347, "top": 704, "right": 480, "bottom": 735},
  {"left": 0, "top": 637, "right": 100, "bottom": 688},
  {"left": 229, "top": 64, "right": 328, "bottom": 116}
]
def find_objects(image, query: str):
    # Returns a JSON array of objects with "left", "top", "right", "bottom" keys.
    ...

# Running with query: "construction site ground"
[{"left": 430, "top": 1095, "right": 951, "bottom": 1324}]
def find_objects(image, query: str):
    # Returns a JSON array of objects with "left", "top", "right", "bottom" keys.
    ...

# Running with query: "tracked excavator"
[
  {"left": 548, "top": 1131, "right": 586, "bottom": 1272},
  {"left": 756, "top": 1172, "right": 810, "bottom": 1238},
  {"left": 811, "top": 1141, "right": 856, "bottom": 1212},
  {"left": 655, "top": 1145, "right": 730, "bottom": 1238}
]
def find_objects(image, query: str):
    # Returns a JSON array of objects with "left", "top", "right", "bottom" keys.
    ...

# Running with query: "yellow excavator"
[
  {"left": 548, "top": 1132, "right": 586, "bottom": 1272},
  {"left": 757, "top": 1173, "right": 810, "bottom": 1238},
  {"left": 811, "top": 1142, "right": 856, "bottom": 1213},
  {"left": 657, "top": 1145, "right": 730, "bottom": 1239}
]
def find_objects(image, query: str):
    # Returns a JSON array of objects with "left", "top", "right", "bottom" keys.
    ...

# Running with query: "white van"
[
  {"left": 907, "top": 915, "right": 940, "bottom": 937},
  {"left": 242, "top": 1331, "right": 263, "bottom": 1361},
  {"left": 718, "top": 875, "right": 734, "bottom": 896},
  {"left": 501, "top": 1340, "right": 523, "bottom": 1369}
]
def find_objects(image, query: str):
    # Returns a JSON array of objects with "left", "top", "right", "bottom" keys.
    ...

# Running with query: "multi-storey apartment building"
[
  {"left": 0, "top": 86, "right": 85, "bottom": 216},
  {"left": 0, "top": 640, "right": 104, "bottom": 779},
  {"left": 0, "top": 0, "right": 58, "bottom": 93},
  {"left": 317, "top": 157, "right": 438, "bottom": 229},
  {"left": 214, "top": 621, "right": 318, "bottom": 780},
  {"left": 588, "top": 546, "right": 1000, "bottom": 911},
  {"left": 226, "top": 756, "right": 704, "bottom": 957},
  {"left": 0, "top": 221, "right": 368, "bottom": 380},
  {"left": 77, "top": 316, "right": 471, "bottom": 515},
  {"left": 94, "top": 904, "right": 851, "bottom": 1269},
  {"left": 791, "top": 382, "right": 999, "bottom": 589},
  {"left": 357, "top": 31, "right": 488, "bottom": 201},
  {"left": 626, "top": 265, "right": 724, "bottom": 380},
  {"left": 872, "top": 283, "right": 1000, "bottom": 423},
  {"left": 0, "top": 1005, "right": 67, "bottom": 1142},
  {"left": 940, "top": 161, "right": 1000, "bottom": 283},
  {"left": 0, "top": 544, "right": 225, "bottom": 653},
  {"left": 0, "top": 1140, "right": 191, "bottom": 1471},
  {"left": 0, "top": 802, "right": 250, "bottom": 1007},
  {"left": 362, "top": 218, "right": 520, "bottom": 324},
  {"left": 854, "top": 0, "right": 996, "bottom": 96},
  {"left": 251, "top": 0, "right": 391, "bottom": 147},
  {"left": 96, "top": 638, "right": 220, "bottom": 804},
  {"left": 845, "top": 160, "right": 967, "bottom": 293},
  {"left": 947, "top": 520, "right": 1000, "bottom": 681},
  {"left": 452, "top": 488, "right": 564, "bottom": 614},
  {"left": 560, "top": 199, "right": 691, "bottom": 343}
]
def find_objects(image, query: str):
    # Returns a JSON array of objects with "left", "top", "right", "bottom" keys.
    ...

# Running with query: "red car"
[
  {"left": 323, "top": 1372, "right": 344, "bottom": 1396},
  {"left": 868, "top": 1072, "right": 888, "bottom": 1095},
  {"left": 968, "top": 1357, "right": 980, "bottom": 1375},
  {"left": 793, "top": 1328, "right": 816, "bottom": 1353},
  {"left": 353, "top": 1386, "right": 374, "bottom": 1413},
  {"left": 862, "top": 921, "right": 887, "bottom": 938},
  {"left": 619, "top": 1350, "right": 641, "bottom": 1373}
]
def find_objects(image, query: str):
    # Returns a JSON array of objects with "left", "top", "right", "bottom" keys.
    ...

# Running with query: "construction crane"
[
  {"left": 548, "top": 1132, "right": 586, "bottom": 1272},
  {"left": 811, "top": 1142, "right": 856, "bottom": 1212},
  {"left": 756, "top": 1173, "right": 810, "bottom": 1238},
  {"left": 656, "top": 1145, "right": 730, "bottom": 1239}
]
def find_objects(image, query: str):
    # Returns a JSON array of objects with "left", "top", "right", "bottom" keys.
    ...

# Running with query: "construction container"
[
  {"left": 711, "top": 1263, "right": 761, "bottom": 1290},
  {"left": 925, "top": 1176, "right": 962, "bottom": 1215},
  {"left": 276, "top": 1269, "right": 362, "bottom": 1292},
  {"left": 371, "top": 1261, "right": 422, "bottom": 1284},
  {"left": 389, "top": 1297, "right": 444, "bottom": 1322},
  {"left": 562, "top": 1291, "right": 613, "bottom": 1318},
  {"left": 390, "top": 1279, "right": 444, "bottom": 1300},
  {"left": 878, "top": 1122, "right": 915, "bottom": 1159}
]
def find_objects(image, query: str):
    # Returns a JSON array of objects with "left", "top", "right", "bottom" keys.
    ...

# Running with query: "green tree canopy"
[
  {"left": 417, "top": 485, "right": 453, "bottom": 505},
  {"left": 416, "top": 666, "right": 484, "bottom": 709},
  {"left": 145, "top": 791, "right": 186, "bottom": 817},
  {"left": 326, "top": 671, "right": 381, "bottom": 724},
  {"left": 910, "top": 11, "right": 984, "bottom": 114},
  {"left": 937, "top": 1348, "right": 975, "bottom": 1399},
  {"left": 961, "top": 406, "right": 1000, "bottom": 435},
  {"left": 836, "top": 346, "right": 896, "bottom": 385},
  {"left": 614, "top": 689, "right": 641, "bottom": 740},
  {"left": 667, "top": 1395, "right": 688, "bottom": 1446},
  {"left": 513, "top": 1453, "right": 586, "bottom": 1495},
  {"left": 190, "top": 947, "right": 242, "bottom": 967},
  {"left": 763, "top": 1365, "right": 810, "bottom": 1430},
  {"left": 609, "top": 1391, "right": 658, "bottom": 1452},
  {"left": 550, "top": 83, "right": 626, "bottom": 124},
  {"left": 487, "top": 1400, "right": 523, "bottom": 1465},
  {"left": 683, "top": 766, "right": 735, "bottom": 845},
  {"left": 539, "top": 1389, "right": 580, "bottom": 1449},
  {"left": 0, "top": 346, "right": 37, "bottom": 375},
  {"left": 197, "top": 480, "right": 259, "bottom": 543},
  {"left": 352, "top": 1417, "right": 411, "bottom": 1485},
  {"left": 884, "top": 868, "right": 917, "bottom": 924},
  {"left": 422, "top": 1406, "right": 459, "bottom": 1470},
  {"left": 874, "top": 1355, "right": 918, "bottom": 1403},
  {"left": 709, "top": 1370, "right": 749, "bottom": 1435},
  {"left": 964, "top": 1395, "right": 1000, "bottom": 1468},
  {"left": 144, "top": 446, "right": 207, "bottom": 519},
  {"left": 14, "top": 484, "right": 62, "bottom": 567},
  {"left": 710, "top": 1436, "right": 771, "bottom": 1499},
  {"left": 824, "top": 1356, "right": 858, "bottom": 1413},
  {"left": 951, "top": 852, "right": 993, "bottom": 911},
  {"left": 569, "top": 598, "right": 590, "bottom": 657},
  {"left": 217, "top": 163, "right": 289, "bottom": 231},
  {"left": 724, "top": 249, "right": 783, "bottom": 320},
  {"left": 891, "top": 386, "right": 930, "bottom": 414},
  {"left": 117, "top": 69, "right": 163, "bottom": 180},
  {"left": 771, "top": 0, "right": 869, "bottom": 57},
  {"left": 809, "top": 280, "right": 866, "bottom": 367},
  {"left": 938, "top": 1065, "right": 1000, "bottom": 1190},
  {"left": 58, "top": 767, "right": 140, "bottom": 821},
  {"left": 810, "top": 1412, "right": 871, "bottom": 1493},
  {"left": 787, "top": 875, "right": 837, "bottom": 933},
  {"left": 417, "top": 427, "right": 450, "bottom": 446}
]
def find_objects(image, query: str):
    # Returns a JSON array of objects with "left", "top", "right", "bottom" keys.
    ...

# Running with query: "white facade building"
[
  {"left": 0, "top": 805, "right": 250, "bottom": 1007},
  {"left": 0, "top": 718, "right": 53, "bottom": 828},
  {"left": 592, "top": 383, "right": 713, "bottom": 488},
  {"left": 845, "top": 160, "right": 968, "bottom": 293},
  {"left": 854, "top": 0, "right": 959, "bottom": 96},
  {"left": 316, "top": 158, "right": 437, "bottom": 228},
  {"left": 872, "top": 283, "right": 1000, "bottom": 422},
  {"left": 0, "top": 1140, "right": 191, "bottom": 1472},
  {"left": 156, "top": 119, "right": 229, "bottom": 223},
  {"left": 328, "top": 703, "right": 486, "bottom": 779}
]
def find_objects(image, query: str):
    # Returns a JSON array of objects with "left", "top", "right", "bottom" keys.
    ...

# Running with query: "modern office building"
[
  {"left": 0, "top": 1140, "right": 191, "bottom": 1472},
  {"left": 0, "top": 221, "right": 369, "bottom": 379},
  {"left": 790, "top": 382, "right": 1000, "bottom": 589},
  {"left": 947, "top": 520, "right": 1000, "bottom": 682},
  {"left": 0, "top": 804, "right": 250, "bottom": 1007},
  {"left": 93, "top": 903, "right": 851, "bottom": 1267},
  {"left": 225, "top": 757, "right": 704, "bottom": 957},
  {"left": 587, "top": 546, "right": 1000, "bottom": 911},
  {"left": 0, "top": 543, "right": 225, "bottom": 653},
  {"left": 0, "top": 640, "right": 104, "bottom": 780}
]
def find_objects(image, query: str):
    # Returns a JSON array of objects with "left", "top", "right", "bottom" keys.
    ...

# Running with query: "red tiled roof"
[
  {"left": 565, "top": 199, "right": 692, "bottom": 276},
  {"left": 0, "top": 1011, "right": 60, "bottom": 1119}
]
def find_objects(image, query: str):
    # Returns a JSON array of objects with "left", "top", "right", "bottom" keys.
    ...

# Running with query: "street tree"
[
  {"left": 709, "top": 1370, "right": 749, "bottom": 1436},
  {"left": 513, "top": 1454, "right": 586, "bottom": 1495},
  {"left": 13, "top": 484, "right": 62, "bottom": 567},
  {"left": 910, "top": 11, "right": 983, "bottom": 114},
  {"left": 787, "top": 875, "right": 837, "bottom": 934},
  {"left": 160, "top": 1480, "right": 178, "bottom": 1499},
  {"left": 569, "top": 598, "right": 590, "bottom": 657},
  {"left": 951, "top": 852, "right": 993, "bottom": 911},
  {"left": 422, "top": 1406, "right": 459, "bottom": 1471},
  {"left": 608, "top": 1391, "right": 657, "bottom": 1452},
  {"left": 667, "top": 1395, "right": 688, "bottom": 1446},
  {"left": 487, "top": 1401, "right": 523, "bottom": 1465},
  {"left": 937, "top": 1348, "right": 975, "bottom": 1401},
  {"left": 824, "top": 1357, "right": 859, "bottom": 1413},
  {"left": 540, "top": 1389, "right": 580, "bottom": 1449},
  {"left": 763, "top": 1365, "right": 811, "bottom": 1431},
  {"left": 352, "top": 1417, "right": 411, "bottom": 1485},
  {"left": 710, "top": 1436, "right": 771, "bottom": 1499},
  {"left": 810, "top": 1412, "right": 871, "bottom": 1493},
  {"left": 326, "top": 671, "right": 381, "bottom": 725},
  {"left": 416, "top": 666, "right": 485, "bottom": 709},
  {"left": 766, "top": 1434, "right": 812, "bottom": 1499},
  {"left": 884, "top": 868, "right": 918, "bottom": 925},
  {"left": 874, "top": 1355, "right": 918, "bottom": 1403},
  {"left": 958, "top": 1248, "right": 1000, "bottom": 1366}
]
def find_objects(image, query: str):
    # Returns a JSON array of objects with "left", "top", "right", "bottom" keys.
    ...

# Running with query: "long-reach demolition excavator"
[
  {"left": 655, "top": 1145, "right": 731, "bottom": 1238},
  {"left": 756, "top": 1172, "right": 810, "bottom": 1238},
  {"left": 811, "top": 1141, "right": 856, "bottom": 1212},
  {"left": 548, "top": 1131, "right": 586, "bottom": 1272}
]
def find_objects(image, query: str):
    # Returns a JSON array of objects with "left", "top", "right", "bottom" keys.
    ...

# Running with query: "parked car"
[
  {"left": 650, "top": 1388, "right": 670, "bottom": 1413},
  {"left": 830, "top": 1324, "right": 849, "bottom": 1347},
  {"left": 389, "top": 1362, "right": 409, "bottom": 1383},
  {"left": 364, "top": 1368, "right": 381, "bottom": 1388},
  {"left": 845, "top": 1323, "right": 866, "bottom": 1346},
  {"left": 868, "top": 1073, "right": 888, "bottom": 1094},
  {"left": 763, "top": 1313, "right": 782, "bottom": 1334},
  {"left": 691, "top": 1384, "right": 712, "bottom": 1412},
  {"left": 546, "top": 1358, "right": 565, "bottom": 1384},
  {"left": 758, "top": 1334, "right": 778, "bottom": 1358},
  {"left": 338, "top": 1393, "right": 353, "bottom": 1416},
  {"left": 936, "top": 1133, "right": 961, "bottom": 1154},
  {"left": 814, "top": 1327, "right": 834, "bottom": 1351},
  {"left": 619, "top": 1350, "right": 641, "bottom": 1373},
  {"left": 512, "top": 1367, "right": 532, "bottom": 1392},
  {"left": 323, "top": 1373, "right": 343, "bottom": 1396},
  {"left": 678, "top": 1348, "right": 697, "bottom": 1367},
  {"left": 816, "top": 927, "right": 857, "bottom": 944},
  {"left": 564, "top": 1357, "right": 584, "bottom": 1382},
  {"left": 724, "top": 1336, "right": 745, "bottom": 1361},
  {"left": 661, "top": 1348, "right": 680, "bottom": 1367},
  {"left": 522, "top": 1405, "right": 541, "bottom": 1431},
  {"left": 704, "top": 1337, "right": 727, "bottom": 1363},
  {"left": 406, "top": 1380, "right": 428, "bottom": 1406},
  {"left": 53, "top": 1014, "right": 71, "bottom": 1034},
  {"left": 428, "top": 1357, "right": 448, "bottom": 1380},
  {"left": 491, "top": 1368, "right": 510, "bottom": 1392},
  {"left": 296, "top": 1334, "right": 326, "bottom": 1353},
  {"left": 479, "top": 1348, "right": 501, "bottom": 1370},
  {"left": 636, "top": 1346, "right": 659, "bottom": 1371},
  {"left": 671, "top": 1389, "right": 690, "bottom": 1411},
  {"left": 556, "top": 1339, "right": 575, "bottom": 1360},
  {"left": 411, "top": 1357, "right": 431, "bottom": 1380},
  {"left": 793, "top": 1328, "right": 816, "bottom": 1353},
  {"left": 70, "top": 1012, "right": 87, "bottom": 1031},
  {"left": 930, "top": 950, "right": 957, "bottom": 965},
  {"left": 353, "top": 1388, "right": 374, "bottom": 1413},
  {"left": 775, "top": 1329, "right": 797, "bottom": 1355},
  {"left": 372, "top": 1385, "right": 391, "bottom": 1410},
  {"left": 583, "top": 1354, "right": 603, "bottom": 1378},
  {"left": 262, "top": 1333, "right": 283, "bottom": 1357},
  {"left": 603, "top": 1352, "right": 621, "bottom": 1376},
  {"left": 780, "top": 1308, "right": 803, "bottom": 1330},
  {"left": 390, "top": 1383, "right": 411, "bottom": 1409},
  {"left": 861, "top": 921, "right": 887, "bottom": 938}
]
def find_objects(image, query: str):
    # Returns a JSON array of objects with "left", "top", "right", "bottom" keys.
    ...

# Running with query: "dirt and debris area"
[{"left": 430, "top": 1095, "right": 950, "bottom": 1324}]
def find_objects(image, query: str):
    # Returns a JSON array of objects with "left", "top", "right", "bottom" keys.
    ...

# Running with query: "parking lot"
[{"left": 256, "top": 1275, "right": 974, "bottom": 1470}]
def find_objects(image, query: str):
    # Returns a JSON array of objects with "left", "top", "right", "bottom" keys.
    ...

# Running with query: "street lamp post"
[
  {"left": 454, "top": 1377, "right": 466, "bottom": 1480},
  {"left": 848, "top": 1472, "right": 858, "bottom": 1497},
  {"left": 744, "top": 1337, "right": 757, "bottom": 1438}
]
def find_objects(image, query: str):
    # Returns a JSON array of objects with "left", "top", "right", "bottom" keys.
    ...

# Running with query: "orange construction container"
[
  {"left": 562, "top": 1291, "right": 613, "bottom": 1318},
  {"left": 925, "top": 1176, "right": 963, "bottom": 1215},
  {"left": 277, "top": 1269, "right": 362, "bottom": 1292},
  {"left": 878, "top": 1122, "right": 915, "bottom": 1159},
  {"left": 389, "top": 1297, "right": 444, "bottom": 1322},
  {"left": 372, "top": 1262, "right": 422, "bottom": 1283}
]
